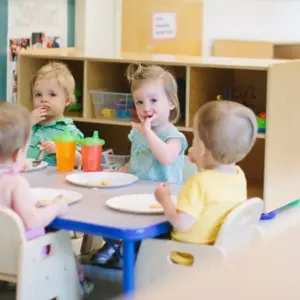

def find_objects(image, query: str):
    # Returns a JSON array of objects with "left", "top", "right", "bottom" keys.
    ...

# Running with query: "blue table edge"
[{"left": 50, "top": 217, "right": 170, "bottom": 240}]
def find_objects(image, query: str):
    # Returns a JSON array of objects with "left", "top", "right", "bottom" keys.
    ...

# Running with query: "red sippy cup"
[{"left": 79, "top": 131, "right": 105, "bottom": 172}]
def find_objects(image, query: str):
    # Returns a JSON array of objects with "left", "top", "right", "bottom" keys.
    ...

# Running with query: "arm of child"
[
  {"left": 159, "top": 194, "right": 196, "bottom": 231},
  {"left": 155, "top": 179, "right": 203, "bottom": 231},
  {"left": 119, "top": 162, "right": 129, "bottom": 173},
  {"left": 144, "top": 129, "right": 182, "bottom": 165},
  {"left": 74, "top": 150, "right": 82, "bottom": 168},
  {"left": 12, "top": 176, "right": 68, "bottom": 229}
]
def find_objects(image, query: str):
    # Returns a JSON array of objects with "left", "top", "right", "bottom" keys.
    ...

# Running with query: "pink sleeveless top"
[{"left": 0, "top": 164, "right": 45, "bottom": 241}]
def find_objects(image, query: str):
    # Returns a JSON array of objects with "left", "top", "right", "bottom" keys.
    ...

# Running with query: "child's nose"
[
  {"left": 41, "top": 96, "right": 47, "bottom": 103},
  {"left": 143, "top": 103, "right": 151, "bottom": 112}
]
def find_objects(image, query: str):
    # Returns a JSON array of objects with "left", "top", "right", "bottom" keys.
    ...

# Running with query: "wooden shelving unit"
[
  {"left": 213, "top": 39, "right": 300, "bottom": 59},
  {"left": 17, "top": 48, "right": 300, "bottom": 214}
]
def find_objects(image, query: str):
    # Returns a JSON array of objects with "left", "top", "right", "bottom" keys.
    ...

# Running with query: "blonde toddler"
[{"left": 155, "top": 101, "right": 257, "bottom": 264}]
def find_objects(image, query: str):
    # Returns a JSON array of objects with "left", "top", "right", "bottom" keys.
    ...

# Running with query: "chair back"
[
  {"left": 0, "top": 207, "right": 26, "bottom": 276},
  {"left": 214, "top": 198, "right": 263, "bottom": 254}
]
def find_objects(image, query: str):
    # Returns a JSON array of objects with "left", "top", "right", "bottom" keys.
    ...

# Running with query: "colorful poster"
[{"left": 7, "top": 0, "right": 67, "bottom": 103}]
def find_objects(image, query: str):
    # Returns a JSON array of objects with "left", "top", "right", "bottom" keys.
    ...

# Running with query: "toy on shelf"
[
  {"left": 90, "top": 90, "right": 137, "bottom": 120},
  {"left": 217, "top": 87, "right": 233, "bottom": 101},
  {"left": 241, "top": 85, "right": 256, "bottom": 112},
  {"left": 69, "top": 87, "right": 83, "bottom": 112},
  {"left": 216, "top": 85, "right": 256, "bottom": 112},
  {"left": 257, "top": 112, "right": 266, "bottom": 133}
]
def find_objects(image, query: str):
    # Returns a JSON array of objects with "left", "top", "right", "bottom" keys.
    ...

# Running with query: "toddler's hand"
[
  {"left": 155, "top": 183, "right": 171, "bottom": 205},
  {"left": 54, "top": 198, "right": 69, "bottom": 216},
  {"left": 118, "top": 166, "right": 128, "bottom": 173},
  {"left": 131, "top": 115, "right": 155, "bottom": 135},
  {"left": 41, "top": 141, "right": 56, "bottom": 154},
  {"left": 30, "top": 106, "right": 47, "bottom": 125}
]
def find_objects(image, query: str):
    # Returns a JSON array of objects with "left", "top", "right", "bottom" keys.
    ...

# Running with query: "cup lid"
[
  {"left": 79, "top": 131, "right": 105, "bottom": 146},
  {"left": 52, "top": 129, "right": 77, "bottom": 143}
]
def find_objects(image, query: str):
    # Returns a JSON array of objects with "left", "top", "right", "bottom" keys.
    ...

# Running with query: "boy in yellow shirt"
[{"left": 155, "top": 101, "right": 257, "bottom": 248}]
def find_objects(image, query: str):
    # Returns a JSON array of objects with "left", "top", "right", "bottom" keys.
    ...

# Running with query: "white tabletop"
[{"left": 23, "top": 168, "right": 181, "bottom": 237}]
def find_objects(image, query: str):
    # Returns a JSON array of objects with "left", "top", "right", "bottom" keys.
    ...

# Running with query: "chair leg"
[
  {"left": 80, "top": 234, "right": 94, "bottom": 254},
  {"left": 80, "top": 235, "right": 105, "bottom": 254}
]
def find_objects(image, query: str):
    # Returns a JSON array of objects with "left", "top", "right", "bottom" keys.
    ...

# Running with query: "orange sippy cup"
[
  {"left": 53, "top": 129, "right": 77, "bottom": 172},
  {"left": 79, "top": 131, "right": 105, "bottom": 172}
]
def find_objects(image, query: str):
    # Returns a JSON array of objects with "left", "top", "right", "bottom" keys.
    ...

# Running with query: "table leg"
[{"left": 123, "top": 240, "right": 135, "bottom": 296}]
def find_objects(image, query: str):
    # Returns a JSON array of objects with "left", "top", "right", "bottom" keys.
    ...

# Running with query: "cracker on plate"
[
  {"left": 149, "top": 203, "right": 162, "bottom": 209},
  {"left": 87, "top": 180, "right": 112, "bottom": 186},
  {"left": 36, "top": 194, "right": 72, "bottom": 206}
]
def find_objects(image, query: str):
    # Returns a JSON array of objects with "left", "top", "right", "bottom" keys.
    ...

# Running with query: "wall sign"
[{"left": 152, "top": 12, "right": 177, "bottom": 40}]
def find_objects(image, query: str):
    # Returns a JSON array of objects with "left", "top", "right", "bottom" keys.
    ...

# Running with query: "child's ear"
[
  {"left": 65, "top": 98, "right": 71, "bottom": 107},
  {"left": 169, "top": 101, "right": 175, "bottom": 110},
  {"left": 198, "top": 140, "right": 206, "bottom": 157}
]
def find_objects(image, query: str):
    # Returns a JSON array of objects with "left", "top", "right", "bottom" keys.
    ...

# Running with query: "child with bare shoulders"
[{"left": 0, "top": 103, "right": 93, "bottom": 296}]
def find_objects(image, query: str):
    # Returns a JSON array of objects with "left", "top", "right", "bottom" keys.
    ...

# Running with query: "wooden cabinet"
[{"left": 18, "top": 48, "right": 300, "bottom": 214}]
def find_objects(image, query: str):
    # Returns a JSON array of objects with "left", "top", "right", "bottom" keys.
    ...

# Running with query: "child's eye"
[
  {"left": 150, "top": 98, "right": 157, "bottom": 103},
  {"left": 50, "top": 92, "right": 57, "bottom": 97},
  {"left": 34, "top": 92, "right": 41, "bottom": 97},
  {"left": 135, "top": 100, "right": 143, "bottom": 106}
]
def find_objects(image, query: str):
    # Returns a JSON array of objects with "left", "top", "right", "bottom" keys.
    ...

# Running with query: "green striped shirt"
[{"left": 27, "top": 118, "right": 84, "bottom": 166}]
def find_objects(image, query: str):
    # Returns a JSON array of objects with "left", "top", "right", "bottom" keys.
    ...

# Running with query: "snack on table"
[
  {"left": 22, "top": 163, "right": 30, "bottom": 171},
  {"left": 37, "top": 199, "right": 53, "bottom": 206},
  {"left": 36, "top": 194, "right": 72, "bottom": 206},
  {"left": 149, "top": 203, "right": 162, "bottom": 209},
  {"left": 87, "top": 180, "right": 112, "bottom": 186},
  {"left": 55, "top": 194, "right": 72, "bottom": 201}
]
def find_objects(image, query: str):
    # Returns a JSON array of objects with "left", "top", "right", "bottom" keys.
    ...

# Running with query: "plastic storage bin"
[
  {"left": 101, "top": 149, "right": 130, "bottom": 170},
  {"left": 90, "top": 90, "right": 136, "bottom": 119}
]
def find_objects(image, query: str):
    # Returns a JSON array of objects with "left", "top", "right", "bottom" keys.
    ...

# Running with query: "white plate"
[
  {"left": 65, "top": 172, "right": 138, "bottom": 188},
  {"left": 31, "top": 187, "right": 82, "bottom": 207},
  {"left": 22, "top": 159, "right": 48, "bottom": 172},
  {"left": 106, "top": 194, "right": 177, "bottom": 214}
]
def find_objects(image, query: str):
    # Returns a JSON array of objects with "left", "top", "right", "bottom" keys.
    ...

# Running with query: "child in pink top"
[
  {"left": 0, "top": 103, "right": 68, "bottom": 237},
  {"left": 0, "top": 103, "right": 93, "bottom": 297}
]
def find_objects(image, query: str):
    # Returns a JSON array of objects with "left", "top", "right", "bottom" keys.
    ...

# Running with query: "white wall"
[
  {"left": 203, "top": 0, "right": 300, "bottom": 56},
  {"left": 75, "top": 0, "right": 300, "bottom": 57},
  {"left": 75, "top": 0, "right": 119, "bottom": 56}
]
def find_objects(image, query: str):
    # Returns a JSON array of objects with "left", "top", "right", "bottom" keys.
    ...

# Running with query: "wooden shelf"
[
  {"left": 213, "top": 40, "right": 300, "bottom": 60},
  {"left": 17, "top": 48, "right": 300, "bottom": 214}
]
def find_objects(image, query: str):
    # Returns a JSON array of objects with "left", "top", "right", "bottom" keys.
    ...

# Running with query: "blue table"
[{"left": 24, "top": 168, "right": 181, "bottom": 296}]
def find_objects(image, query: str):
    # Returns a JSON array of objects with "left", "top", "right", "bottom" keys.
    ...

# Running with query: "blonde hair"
[
  {"left": 32, "top": 62, "right": 75, "bottom": 105},
  {"left": 195, "top": 101, "right": 257, "bottom": 164},
  {"left": 0, "top": 103, "right": 31, "bottom": 160},
  {"left": 126, "top": 63, "right": 180, "bottom": 124}
]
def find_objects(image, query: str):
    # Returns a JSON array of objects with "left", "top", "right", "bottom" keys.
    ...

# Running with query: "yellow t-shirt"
[{"left": 172, "top": 166, "right": 247, "bottom": 245}]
